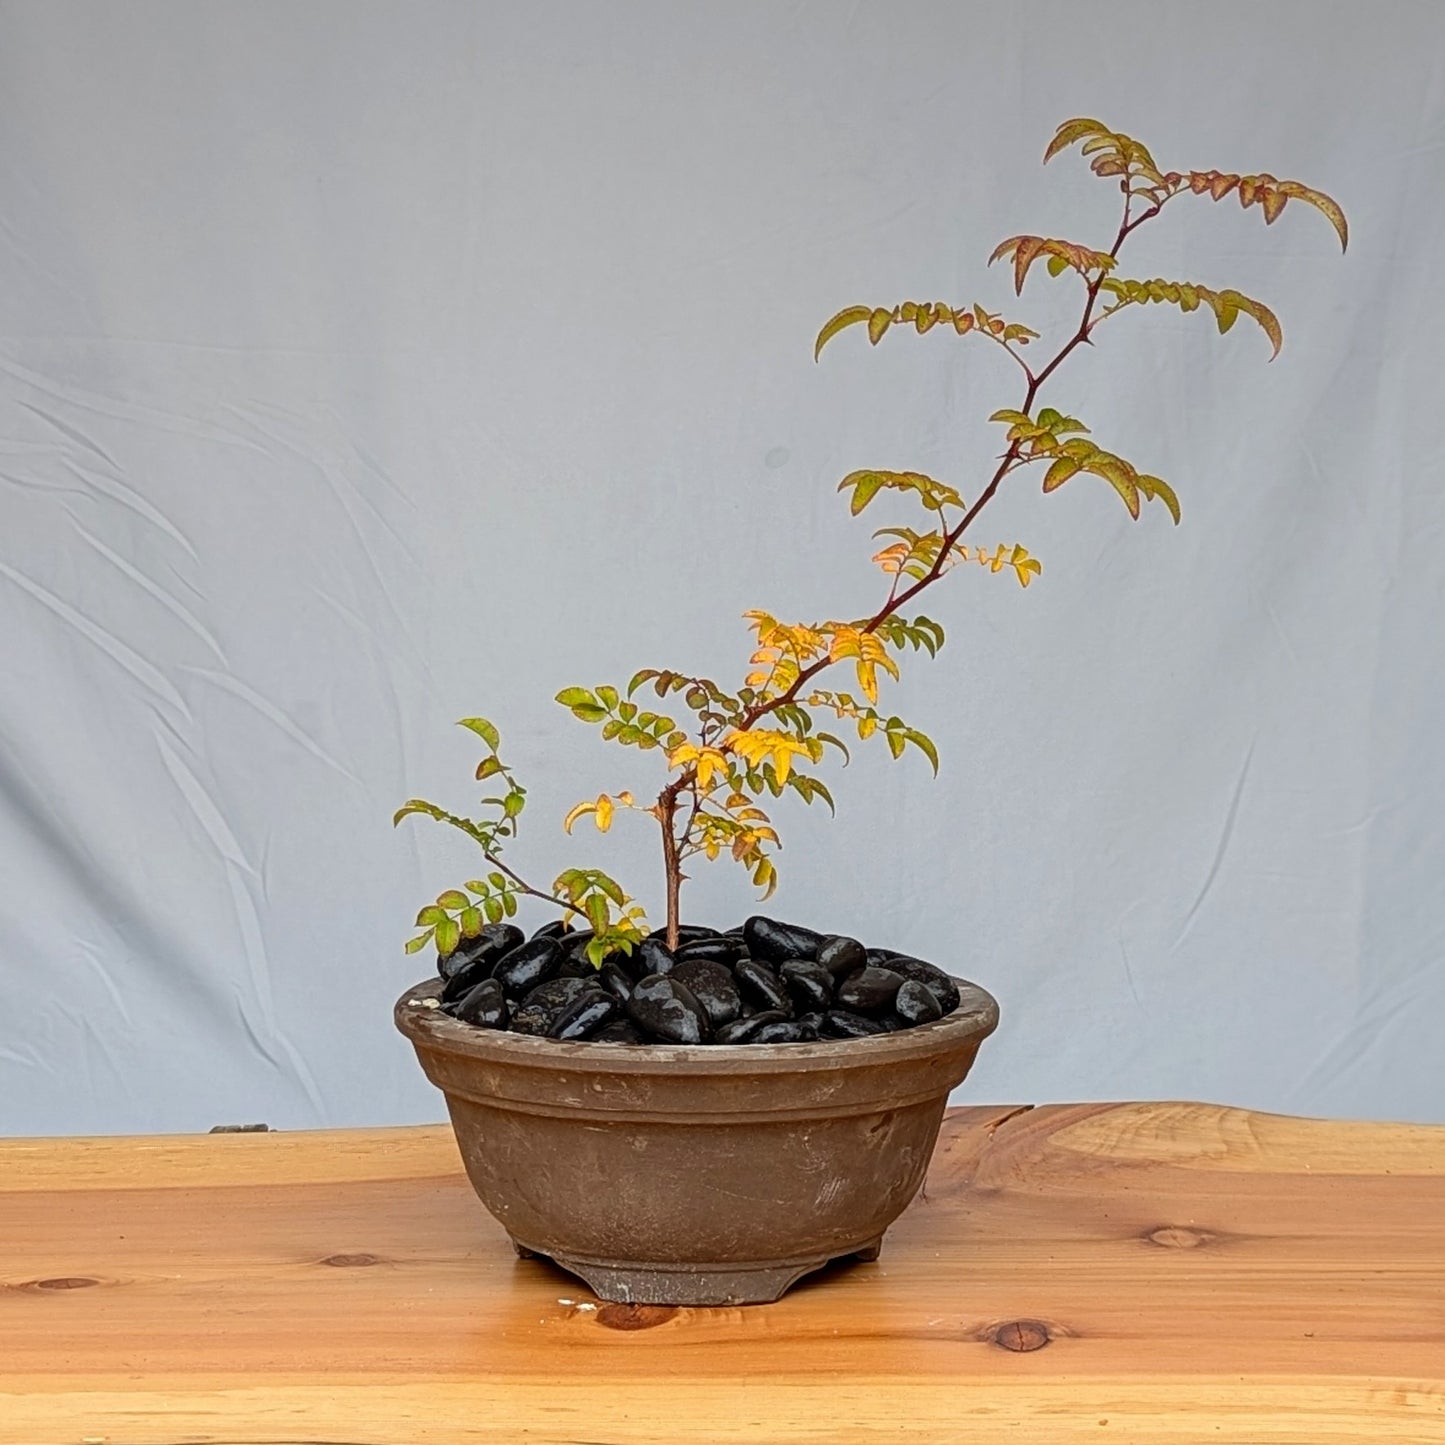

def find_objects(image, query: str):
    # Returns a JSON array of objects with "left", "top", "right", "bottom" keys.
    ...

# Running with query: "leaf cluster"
[{"left": 991, "top": 409, "right": 1179, "bottom": 524}]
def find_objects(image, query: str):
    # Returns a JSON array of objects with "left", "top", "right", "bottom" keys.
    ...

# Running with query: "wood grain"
[{"left": 2, "top": 1102, "right": 1442, "bottom": 1444}]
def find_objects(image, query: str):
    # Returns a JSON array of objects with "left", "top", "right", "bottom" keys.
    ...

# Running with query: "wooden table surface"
[{"left": 2, "top": 1101, "right": 1443, "bottom": 1444}]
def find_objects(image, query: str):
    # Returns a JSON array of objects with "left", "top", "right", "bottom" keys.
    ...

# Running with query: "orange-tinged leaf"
[
  {"left": 1228, "top": 291, "right": 1282, "bottom": 360},
  {"left": 813, "top": 305, "right": 872, "bottom": 361},
  {"left": 1260, "top": 187, "right": 1287, "bottom": 224},
  {"left": 1276, "top": 180, "right": 1349, "bottom": 251},
  {"left": 1209, "top": 172, "right": 1239, "bottom": 201},
  {"left": 1017, "top": 232, "right": 1040, "bottom": 291}
]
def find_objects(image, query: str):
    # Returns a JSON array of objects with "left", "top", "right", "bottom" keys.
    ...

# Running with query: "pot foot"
[{"left": 526, "top": 1238, "right": 887, "bottom": 1306}]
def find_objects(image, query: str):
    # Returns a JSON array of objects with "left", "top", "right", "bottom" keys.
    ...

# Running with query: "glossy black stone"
[
  {"left": 713, "top": 1010, "right": 786, "bottom": 1044},
  {"left": 820, "top": 1009, "right": 889, "bottom": 1039},
  {"left": 596, "top": 960, "right": 635, "bottom": 1005},
  {"left": 670, "top": 959, "right": 742, "bottom": 1029},
  {"left": 674, "top": 936, "right": 746, "bottom": 967},
  {"left": 644, "top": 923, "right": 720, "bottom": 947},
  {"left": 779, "top": 959, "right": 834, "bottom": 1012},
  {"left": 439, "top": 951, "right": 499, "bottom": 1005},
  {"left": 531, "top": 919, "right": 577, "bottom": 941},
  {"left": 890, "top": 957, "right": 961, "bottom": 1015},
  {"left": 452, "top": 977, "right": 509, "bottom": 1029},
  {"left": 735, "top": 958, "right": 790, "bottom": 1014},
  {"left": 893, "top": 979, "right": 943, "bottom": 1026},
  {"left": 508, "top": 1001, "right": 554, "bottom": 1035},
  {"left": 626, "top": 974, "right": 711, "bottom": 1044},
  {"left": 751, "top": 1019, "right": 817, "bottom": 1044},
  {"left": 816, "top": 935, "right": 867, "bottom": 979},
  {"left": 836, "top": 965, "right": 906, "bottom": 1017},
  {"left": 865, "top": 947, "right": 903, "bottom": 968},
  {"left": 560, "top": 929, "right": 598, "bottom": 962},
  {"left": 437, "top": 923, "right": 522, "bottom": 982},
  {"left": 589, "top": 1018, "right": 648, "bottom": 1044},
  {"left": 493, "top": 937, "right": 564, "bottom": 997},
  {"left": 521, "top": 975, "right": 597, "bottom": 1017},
  {"left": 550, "top": 990, "right": 621, "bottom": 1040},
  {"left": 743, "top": 916, "right": 824, "bottom": 966},
  {"left": 635, "top": 936, "right": 679, "bottom": 978}
]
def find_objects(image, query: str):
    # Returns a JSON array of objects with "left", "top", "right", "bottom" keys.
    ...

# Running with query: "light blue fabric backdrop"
[{"left": 2, "top": 0, "right": 1441, "bottom": 1133}]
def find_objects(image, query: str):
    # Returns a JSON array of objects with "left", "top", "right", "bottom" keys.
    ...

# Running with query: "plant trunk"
[{"left": 658, "top": 791, "right": 683, "bottom": 950}]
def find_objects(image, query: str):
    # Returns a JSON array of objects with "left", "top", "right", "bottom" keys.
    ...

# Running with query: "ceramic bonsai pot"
[{"left": 395, "top": 974, "right": 998, "bottom": 1305}]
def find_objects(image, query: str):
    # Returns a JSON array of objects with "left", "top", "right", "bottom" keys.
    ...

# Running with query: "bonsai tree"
[{"left": 397, "top": 116, "right": 1346, "bottom": 965}]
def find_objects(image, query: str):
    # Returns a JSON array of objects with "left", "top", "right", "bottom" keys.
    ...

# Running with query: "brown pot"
[{"left": 394, "top": 974, "right": 998, "bottom": 1305}]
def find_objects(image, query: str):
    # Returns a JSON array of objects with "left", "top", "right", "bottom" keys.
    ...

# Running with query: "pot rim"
[{"left": 394, "top": 974, "right": 999, "bottom": 1077}]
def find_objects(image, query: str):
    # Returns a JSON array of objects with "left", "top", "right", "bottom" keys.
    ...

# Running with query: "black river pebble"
[
  {"left": 551, "top": 990, "right": 621, "bottom": 1040},
  {"left": 626, "top": 974, "right": 711, "bottom": 1044},
  {"left": 451, "top": 977, "right": 509, "bottom": 1029},
  {"left": 440, "top": 951, "right": 500, "bottom": 1005},
  {"left": 752, "top": 1018, "right": 817, "bottom": 1044},
  {"left": 816, "top": 935, "right": 867, "bottom": 979},
  {"left": 836, "top": 965, "right": 906, "bottom": 1017},
  {"left": 779, "top": 959, "right": 834, "bottom": 1013},
  {"left": 889, "top": 957, "right": 962, "bottom": 1014},
  {"left": 669, "top": 959, "right": 742, "bottom": 1030},
  {"left": 650, "top": 923, "right": 722, "bottom": 946},
  {"left": 521, "top": 975, "right": 596, "bottom": 1015},
  {"left": 714, "top": 1009, "right": 788, "bottom": 1044},
  {"left": 675, "top": 936, "right": 746, "bottom": 966},
  {"left": 893, "top": 978, "right": 944, "bottom": 1025},
  {"left": 634, "top": 936, "right": 679, "bottom": 978},
  {"left": 596, "top": 960, "right": 635, "bottom": 1005},
  {"left": 493, "top": 938, "right": 564, "bottom": 996},
  {"left": 735, "top": 958, "right": 791, "bottom": 1014},
  {"left": 590, "top": 1018, "right": 648, "bottom": 1044},
  {"left": 743, "top": 915, "right": 824, "bottom": 965},
  {"left": 821, "top": 1008, "right": 889, "bottom": 1039}
]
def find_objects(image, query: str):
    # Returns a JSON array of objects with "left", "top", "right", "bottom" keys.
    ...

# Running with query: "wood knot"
[
  {"left": 321, "top": 1253, "right": 382, "bottom": 1268},
  {"left": 991, "top": 1319, "right": 1052, "bottom": 1352},
  {"left": 595, "top": 1303, "right": 677, "bottom": 1331},
  {"left": 1145, "top": 1226, "right": 1215, "bottom": 1249},
  {"left": 34, "top": 1277, "right": 99, "bottom": 1290}
]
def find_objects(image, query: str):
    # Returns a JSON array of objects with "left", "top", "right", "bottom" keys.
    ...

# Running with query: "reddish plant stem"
[{"left": 655, "top": 189, "right": 1158, "bottom": 941}]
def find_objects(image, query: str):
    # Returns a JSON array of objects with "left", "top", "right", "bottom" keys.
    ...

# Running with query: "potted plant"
[{"left": 394, "top": 117, "right": 1346, "bottom": 1305}]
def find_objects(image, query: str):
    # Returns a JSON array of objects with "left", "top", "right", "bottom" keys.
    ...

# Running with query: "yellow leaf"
[
  {"left": 562, "top": 801, "right": 595, "bottom": 834},
  {"left": 695, "top": 748, "right": 728, "bottom": 789},
  {"left": 667, "top": 742, "right": 699, "bottom": 770},
  {"left": 867, "top": 307, "right": 892, "bottom": 345},
  {"left": 595, "top": 794, "right": 614, "bottom": 833},
  {"left": 856, "top": 659, "right": 878, "bottom": 704}
]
